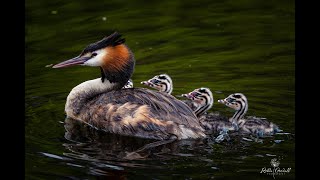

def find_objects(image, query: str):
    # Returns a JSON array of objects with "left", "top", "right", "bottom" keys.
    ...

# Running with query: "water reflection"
[
  {"left": 63, "top": 117, "right": 207, "bottom": 159},
  {"left": 60, "top": 117, "right": 295, "bottom": 178},
  {"left": 62, "top": 117, "right": 215, "bottom": 178}
]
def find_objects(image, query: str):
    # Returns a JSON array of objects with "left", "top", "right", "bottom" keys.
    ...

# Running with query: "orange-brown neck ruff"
[
  {"left": 100, "top": 44, "right": 135, "bottom": 85},
  {"left": 102, "top": 44, "right": 130, "bottom": 72}
]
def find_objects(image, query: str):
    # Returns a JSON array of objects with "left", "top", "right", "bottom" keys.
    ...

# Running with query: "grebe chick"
[
  {"left": 123, "top": 79, "right": 133, "bottom": 88},
  {"left": 52, "top": 32, "right": 205, "bottom": 140},
  {"left": 141, "top": 74, "right": 173, "bottom": 94},
  {"left": 181, "top": 87, "right": 213, "bottom": 117},
  {"left": 181, "top": 88, "right": 237, "bottom": 135},
  {"left": 218, "top": 93, "right": 281, "bottom": 137}
]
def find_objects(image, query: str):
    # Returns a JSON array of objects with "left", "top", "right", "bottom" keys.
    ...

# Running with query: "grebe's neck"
[
  {"left": 230, "top": 101, "right": 248, "bottom": 123},
  {"left": 194, "top": 102, "right": 212, "bottom": 117},
  {"left": 167, "top": 83, "right": 173, "bottom": 94},
  {"left": 65, "top": 78, "right": 120, "bottom": 118},
  {"left": 193, "top": 96, "right": 213, "bottom": 117}
]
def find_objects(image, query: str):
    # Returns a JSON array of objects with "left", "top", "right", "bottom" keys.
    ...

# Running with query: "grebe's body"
[
  {"left": 53, "top": 32, "right": 205, "bottom": 140},
  {"left": 218, "top": 93, "right": 281, "bottom": 136},
  {"left": 198, "top": 113, "right": 236, "bottom": 135},
  {"left": 238, "top": 116, "right": 280, "bottom": 136},
  {"left": 66, "top": 84, "right": 205, "bottom": 140}
]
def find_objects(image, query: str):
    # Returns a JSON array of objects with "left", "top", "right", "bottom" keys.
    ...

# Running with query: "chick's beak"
[
  {"left": 52, "top": 56, "right": 91, "bottom": 68},
  {"left": 181, "top": 93, "right": 195, "bottom": 100},
  {"left": 218, "top": 99, "right": 227, "bottom": 104},
  {"left": 141, "top": 81, "right": 150, "bottom": 85}
]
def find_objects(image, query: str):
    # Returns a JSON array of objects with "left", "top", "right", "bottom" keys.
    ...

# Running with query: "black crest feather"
[{"left": 81, "top": 32, "right": 125, "bottom": 55}]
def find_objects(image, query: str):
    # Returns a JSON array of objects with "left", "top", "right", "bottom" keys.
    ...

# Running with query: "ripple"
[{"left": 40, "top": 152, "right": 72, "bottom": 161}]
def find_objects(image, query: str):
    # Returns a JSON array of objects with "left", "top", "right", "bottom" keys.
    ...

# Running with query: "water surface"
[{"left": 26, "top": 0, "right": 295, "bottom": 179}]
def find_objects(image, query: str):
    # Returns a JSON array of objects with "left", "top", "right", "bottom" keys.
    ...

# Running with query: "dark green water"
[{"left": 26, "top": 0, "right": 295, "bottom": 179}]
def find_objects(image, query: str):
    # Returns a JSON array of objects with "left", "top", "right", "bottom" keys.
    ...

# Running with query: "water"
[{"left": 26, "top": 0, "right": 295, "bottom": 179}]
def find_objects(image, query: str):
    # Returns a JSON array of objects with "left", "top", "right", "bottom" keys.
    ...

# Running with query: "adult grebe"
[
  {"left": 218, "top": 93, "right": 282, "bottom": 136},
  {"left": 141, "top": 74, "right": 173, "bottom": 94},
  {"left": 52, "top": 32, "right": 205, "bottom": 140}
]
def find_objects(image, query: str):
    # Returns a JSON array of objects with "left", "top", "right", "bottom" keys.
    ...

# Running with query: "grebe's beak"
[
  {"left": 217, "top": 99, "right": 227, "bottom": 104},
  {"left": 52, "top": 56, "right": 91, "bottom": 68},
  {"left": 181, "top": 92, "right": 195, "bottom": 100},
  {"left": 141, "top": 81, "right": 153, "bottom": 87}
]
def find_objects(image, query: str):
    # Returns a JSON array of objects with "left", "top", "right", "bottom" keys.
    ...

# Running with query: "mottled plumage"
[
  {"left": 238, "top": 116, "right": 281, "bottom": 136},
  {"left": 68, "top": 87, "right": 205, "bottom": 140},
  {"left": 199, "top": 112, "right": 236, "bottom": 135}
]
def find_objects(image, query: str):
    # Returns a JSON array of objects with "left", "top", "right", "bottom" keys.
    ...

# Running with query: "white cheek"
[{"left": 83, "top": 50, "right": 106, "bottom": 67}]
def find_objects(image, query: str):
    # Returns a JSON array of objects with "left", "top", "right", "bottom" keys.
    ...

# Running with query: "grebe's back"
[{"left": 74, "top": 87, "right": 204, "bottom": 140}]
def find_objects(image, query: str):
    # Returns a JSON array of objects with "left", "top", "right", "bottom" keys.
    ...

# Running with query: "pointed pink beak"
[{"left": 52, "top": 56, "right": 91, "bottom": 68}]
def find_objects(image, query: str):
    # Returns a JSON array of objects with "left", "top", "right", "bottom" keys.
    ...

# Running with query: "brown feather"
[
  {"left": 71, "top": 88, "right": 205, "bottom": 140},
  {"left": 101, "top": 44, "right": 130, "bottom": 72}
]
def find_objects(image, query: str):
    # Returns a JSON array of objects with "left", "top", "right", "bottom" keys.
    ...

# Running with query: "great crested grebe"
[
  {"left": 141, "top": 74, "right": 173, "bottom": 94},
  {"left": 123, "top": 79, "right": 133, "bottom": 88},
  {"left": 218, "top": 93, "right": 282, "bottom": 136},
  {"left": 52, "top": 32, "right": 205, "bottom": 140}
]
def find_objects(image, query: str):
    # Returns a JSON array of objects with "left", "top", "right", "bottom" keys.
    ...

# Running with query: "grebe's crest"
[
  {"left": 80, "top": 32, "right": 125, "bottom": 55},
  {"left": 141, "top": 74, "right": 173, "bottom": 94}
]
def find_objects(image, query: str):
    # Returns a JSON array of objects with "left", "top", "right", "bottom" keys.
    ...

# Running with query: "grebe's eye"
[
  {"left": 194, "top": 92, "right": 201, "bottom": 96},
  {"left": 227, "top": 98, "right": 235, "bottom": 103},
  {"left": 92, "top": 52, "right": 97, "bottom": 57}
]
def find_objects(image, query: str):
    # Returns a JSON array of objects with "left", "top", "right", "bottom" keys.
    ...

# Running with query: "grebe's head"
[
  {"left": 123, "top": 79, "right": 133, "bottom": 88},
  {"left": 52, "top": 32, "right": 135, "bottom": 85},
  {"left": 141, "top": 74, "right": 173, "bottom": 94},
  {"left": 182, "top": 87, "right": 213, "bottom": 108},
  {"left": 218, "top": 93, "right": 248, "bottom": 111}
]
